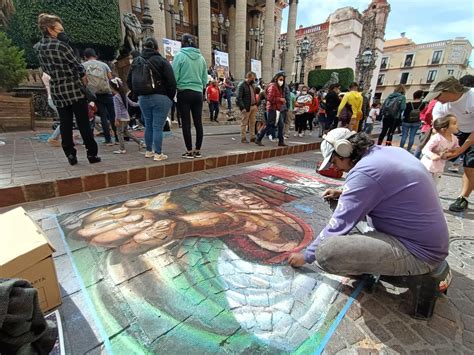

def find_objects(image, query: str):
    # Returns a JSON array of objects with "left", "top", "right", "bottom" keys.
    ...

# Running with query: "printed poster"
[
  {"left": 163, "top": 38, "right": 181, "bottom": 64},
  {"left": 251, "top": 59, "right": 262, "bottom": 79}
]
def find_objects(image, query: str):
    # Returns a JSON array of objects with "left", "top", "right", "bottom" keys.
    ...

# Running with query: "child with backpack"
[
  {"left": 109, "top": 78, "right": 142, "bottom": 154},
  {"left": 420, "top": 114, "right": 459, "bottom": 191}
]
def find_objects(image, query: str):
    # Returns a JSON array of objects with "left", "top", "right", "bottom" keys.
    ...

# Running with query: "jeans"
[
  {"left": 56, "top": 99, "right": 98, "bottom": 158},
  {"left": 400, "top": 122, "right": 421, "bottom": 152},
  {"left": 139, "top": 94, "right": 172, "bottom": 154},
  {"left": 257, "top": 110, "right": 284, "bottom": 144},
  {"left": 226, "top": 89, "right": 233, "bottom": 111},
  {"left": 208, "top": 101, "right": 219, "bottom": 121},
  {"left": 95, "top": 93, "right": 117, "bottom": 143},
  {"left": 177, "top": 90, "right": 204, "bottom": 151},
  {"left": 117, "top": 120, "right": 141, "bottom": 150}
]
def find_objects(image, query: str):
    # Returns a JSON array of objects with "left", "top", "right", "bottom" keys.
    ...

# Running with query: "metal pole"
[
  {"left": 299, "top": 54, "right": 305, "bottom": 84},
  {"left": 295, "top": 57, "right": 299, "bottom": 83}
]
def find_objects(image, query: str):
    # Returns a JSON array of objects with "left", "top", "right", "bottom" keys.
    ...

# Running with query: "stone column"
[
  {"left": 165, "top": 11, "right": 172, "bottom": 39},
  {"left": 148, "top": 0, "right": 167, "bottom": 52},
  {"left": 234, "top": 0, "right": 247, "bottom": 80},
  {"left": 284, "top": 0, "right": 298, "bottom": 77},
  {"left": 228, "top": 4, "right": 236, "bottom": 75},
  {"left": 198, "top": 0, "right": 212, "bottom": 66},
  {"left": 262, "top": 0, "right": 275, "bottom": 83}
]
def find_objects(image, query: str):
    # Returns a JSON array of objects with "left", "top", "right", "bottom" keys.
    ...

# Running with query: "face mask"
[
  {"left": 57, "top": 32, "right": 70, "bottom": 43},
  {"left": 278, "top": 80, "right": 284, "bottom": 86}
]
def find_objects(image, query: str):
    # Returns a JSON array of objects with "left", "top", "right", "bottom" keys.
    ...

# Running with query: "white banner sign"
[
  {"left": 251, "top": 59, "right": 262, "bottom": 79},
  {"left": 214, "top": 50, "right": 229, "bottom": 68},
  {"left": 162, "top": 38, "right": 181, "bottom": 63}
]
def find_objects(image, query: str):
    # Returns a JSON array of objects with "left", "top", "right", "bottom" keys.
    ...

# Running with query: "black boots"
[
  {"left": 87, "top": 156, "right": 101, "bottom": 164},
  {"left": 67, "top": 154, "right": 78, "bottom": 166}
]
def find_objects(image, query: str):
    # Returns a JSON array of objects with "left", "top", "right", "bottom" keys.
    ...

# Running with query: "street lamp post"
[
  {"left": 211, "top": 12, "right": 231, "bottom": 51},
  {"left": 249, "top": 27, "right": 264, "bottom": 59},
  {"left": 356, "top": 47, "right": 377, "bottom": 92},
  {"left": 297, "top": 36, "right": 311, "bottom": 84},
  {"left": 159, "top": 0, "right": 184, "bottom": 40},
  {"left": 277, "top": 36, "right": 288, "bottom": 71},
  {"left": 294, "top": 47, "right": 300, "bottom": 83}
]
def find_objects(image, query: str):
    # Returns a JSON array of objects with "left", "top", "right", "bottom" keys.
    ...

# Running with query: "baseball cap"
[
  {"left": 424, "top": 76, "right": 469, "bottom": 102},
  {"left": 319, "top": 128, "right": 354, "bottom": 171}
]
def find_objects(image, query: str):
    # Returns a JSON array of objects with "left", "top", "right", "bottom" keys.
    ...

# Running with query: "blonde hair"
[
  {"left": 38, "top": 13, "right": 62, "bottom": 35},
  {"left": 394, "top": 84, "right": 406, "bottom": 95}
]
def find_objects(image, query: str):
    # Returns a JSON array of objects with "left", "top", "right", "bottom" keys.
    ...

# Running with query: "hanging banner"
[
  {"left": 251, "top": 59, "right": 262, "bottom": 79},
  {"left": 214, "top": 50, "right": 229, "bottom": 78},
  {"left": 163, "top": 38, "right": 182, "bottom": 64}
]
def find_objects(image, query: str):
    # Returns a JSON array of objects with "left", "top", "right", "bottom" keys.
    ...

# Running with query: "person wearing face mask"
[
  {"left": 254, "top": 73, "right": 288, "bottom": 147},
  {"left": 34, "top": 13, "right": 100, "bottom": 166}
]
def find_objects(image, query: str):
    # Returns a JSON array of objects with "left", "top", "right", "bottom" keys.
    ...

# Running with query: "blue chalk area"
[{"left": 294, "top": 204, "right": 315, "bottom": 214}]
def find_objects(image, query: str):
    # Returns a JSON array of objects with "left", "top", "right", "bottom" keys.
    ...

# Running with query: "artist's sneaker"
[
  {"left": 144, "top": 151, "right": 154, "bottom": 158},
  {"left": 449, "top": 196, "right": 469, "bottom": 212},
  {"left": 154, "top": 153, "right": 168, "bottom": 161}
]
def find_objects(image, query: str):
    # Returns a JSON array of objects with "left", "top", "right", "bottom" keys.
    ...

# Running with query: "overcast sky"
[{"left": 281, "top": 0, "right": 474, "bottom": 61}]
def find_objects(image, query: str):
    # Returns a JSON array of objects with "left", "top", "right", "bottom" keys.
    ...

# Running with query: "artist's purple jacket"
[{"left": 304, "top": 146, "right": 449, "bottom": 264}]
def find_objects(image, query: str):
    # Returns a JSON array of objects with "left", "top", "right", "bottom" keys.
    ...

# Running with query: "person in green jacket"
[{"left": 172, "top": 34, "right": 208, "bottom": 159}]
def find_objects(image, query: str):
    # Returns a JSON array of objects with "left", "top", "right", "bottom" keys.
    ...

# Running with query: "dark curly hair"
[{"left": 347, "top": 132, "right": 375, "bottom": 164}]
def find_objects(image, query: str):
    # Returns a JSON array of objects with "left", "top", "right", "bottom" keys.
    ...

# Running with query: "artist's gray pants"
[{"left": 316, "top": 200, "right": 440, "bottom": 276}]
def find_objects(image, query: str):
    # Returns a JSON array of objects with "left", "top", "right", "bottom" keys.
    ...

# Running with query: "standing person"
[
  {"left": 236, "top": 72, "right": 258, "bottom": 143},
  {"left": 279, "top": 73, "right": 292, "bottom": 139},
  {"left": 294, "top": 86, "right": 317, "bottom": 137},
  {"left": 285, "top": 87, "right": 296, "bottom": 138},
  {"left": 360, "top": 93, "right": 371, "bottom": 132},
  {"left": 42, "top": 72, "right": 61, "bottom": 146},
  {"left": 400, "top": 90, "right": 425, "bottom": 153},
  {"left": 172, "top": 34, "right": 208, "bottom": 159},
  {"left": 109, "top": 78, "right": 142, "bottom": 154},
  {"left": 255, "top": 87, "right": 266, "bottom": 133},
  {"left": 224, "top": 77, "right": 235, "bottom": 116},
  {"left": 420, "top": 114, "right": 460, "bottom": 191},
  {"left": 127, "top": 37, "right": 176, "bottom": 161},
  {"left": 377, "top": 85, "right": 406, "bottom": 146},
  {"left": 255, "top": 72, "right": 287, "bottom": 147},
  {"left": 364, "top": 103, "right": 380, "bottom": 135},
  {"left": 206, "top": 79, "right": 220, "bottom": 122},
  {"left": 326, "top": 83, "right": 341, "bottom": 129},
  {"left": 427, "top": 76, "right": 474, "bottom": 212},
  {"left": 34, "top": 13, "right": 100, "bottom": 166},
  {"left": 337, "top": 82, "right": 363, "bottom": 131},
  {"left": 83, "top": 48, "right": 117, "bottom": 145}
]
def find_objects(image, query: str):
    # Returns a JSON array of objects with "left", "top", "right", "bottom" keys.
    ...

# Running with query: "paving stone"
[
  {"left": 255, "top": 311, "right": 273, "bottom": 331},
  {"left": 362, "top": 298, "right": 389, "bottom": 319},
  {"left": 411, "top": 324, "right": 446, "bottom": 346},
  {"left": 427, "top": 315, "right": 459, "bottom": 341},
  {"left": 389, "top": 345, "right": 408, "bottom": 354},
  {"left": 434, "top": 347, "right": 464, "bottom": 355},
  {"left": 452, "top": 299, "right": 474, "bottom": 316},
  {"left": 384, "top": 320, "right": 421, "bottom": 346},
  {"left": 338, "top": 318, "right": 366, "bottom": 345},
  {"left": 106, "top": 252, "right": 152, "bottom": 285},
  {"left": 323, "top": 332, "right": 346, "bottom": 354},
  {"left": 461, "top": 313, "right": 474, "bottom": 332},
  {"left": 462, "top": 330, "right": 474, "bottom": 348},
  {"left": 409, "top": 351, "right": 435, "bottom": 355},
  {"left": 359, "top": 318, "right": 392, "bottom": 343},
  {"left": 347, "top": 302, "right": 363, "bottom": 321},
  {"left": 433, "top": 298, "right": 458, "bottom": 322}
]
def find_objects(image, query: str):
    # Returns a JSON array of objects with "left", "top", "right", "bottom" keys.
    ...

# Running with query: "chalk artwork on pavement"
[{"left": 58, "top": 167, "right": 344, "bottom": 353}]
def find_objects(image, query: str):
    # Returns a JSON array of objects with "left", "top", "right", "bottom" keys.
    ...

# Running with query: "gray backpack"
[{"left": 85, "top": 62, "right": 110, "bottom": 94}]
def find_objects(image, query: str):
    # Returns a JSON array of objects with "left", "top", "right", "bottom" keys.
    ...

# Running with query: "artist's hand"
[
  {"left": 288, "top": 252, "right": 306, "bottom": 268},
  {"left": 322, "top": 188, "right": 342, "bottom": 201}
]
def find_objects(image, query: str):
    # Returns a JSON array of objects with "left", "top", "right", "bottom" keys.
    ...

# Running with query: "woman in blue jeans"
[
  {"left": 128, "top": 38, "right": 177, "bottom": 161},
  {"left": 400, "top": 90, "right": 425, "bottom": 153}
]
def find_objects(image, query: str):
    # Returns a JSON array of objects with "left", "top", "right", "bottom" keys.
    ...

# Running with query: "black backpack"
[
  {"left": 129, "top": 56, "right": 161, "bottom": 95},
  {"left": 381, "top": 95, "right": 402, "bottom": 119}
]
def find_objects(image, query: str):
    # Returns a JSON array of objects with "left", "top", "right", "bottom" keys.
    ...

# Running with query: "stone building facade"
[{"left": 375, "top": 36, "right": 473, "bottom": 101}]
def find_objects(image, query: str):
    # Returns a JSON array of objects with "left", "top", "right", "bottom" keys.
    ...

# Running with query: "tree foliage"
[
  {"left": 308, "top": 68, "right": 355, "bottom": 92},
  {"left": 0, "top": 31, "right": 27, "bottom": 89},
  {"left": 7, "top": 0, "right": 121, "bottom": 67}
]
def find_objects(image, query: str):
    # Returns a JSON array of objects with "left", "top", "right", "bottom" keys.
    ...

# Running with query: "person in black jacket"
[
  {"left": 325, "top": 83, "right": 341, "bottom": 129},
  {"left": 127, "top": 37, "right": 176, "bottom": 162},
  {"left": 236, "top": 71, "right": 258, "bottom": 143}
]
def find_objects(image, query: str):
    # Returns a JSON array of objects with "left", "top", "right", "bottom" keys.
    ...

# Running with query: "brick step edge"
[{"left": 0, "top": 142, "right": 320, "bottom": 208}]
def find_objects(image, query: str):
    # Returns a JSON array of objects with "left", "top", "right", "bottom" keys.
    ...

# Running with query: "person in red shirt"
[{"left": 206, "top": 80, "right": 220, "bottom": 122}]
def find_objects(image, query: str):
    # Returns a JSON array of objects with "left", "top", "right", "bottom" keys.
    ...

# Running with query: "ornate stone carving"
[{"left": 123, "top": 13, "right": 143, "bottom": 51}]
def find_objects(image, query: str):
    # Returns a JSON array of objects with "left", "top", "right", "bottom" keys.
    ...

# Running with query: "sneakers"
[
  {"left": 144, "top": 151, "right": 154, "bottom": 158},
  {"left": 278, "top": 142, "right": 288, "bottom": 147},
  {"left": 193, "top": 151, "right": 202, "bottom": 158},
  {"left": 182, "top": 152, "right": 195, "bottom": 159},
  {"left": 298, "top": 133, "right": 304, "bottom": 137},
  {"left": 449, "top": 196, "right": 469, "bottom": 212},
  {"left": 113, "top": 149, "right": 126, "bottom": 154},
  {"left": 154, "top": 153, "right": 168, "bottom": 161},
  {"left": 47, "top": 137, "right": 61, "bottom": 147},
  {"left": 268, "top": 135, "right": 275, "bottom": 142}
]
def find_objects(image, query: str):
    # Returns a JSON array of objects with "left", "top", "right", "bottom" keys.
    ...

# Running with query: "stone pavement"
[
  {"left": 0, "top": 124, "right": 321, "bottom": 208},
  {"left": 3, "top": 148, "right": 473, "bottom": 354}
]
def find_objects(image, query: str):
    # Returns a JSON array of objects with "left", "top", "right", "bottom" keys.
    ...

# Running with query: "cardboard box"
[{"left": 0, "top": 207, "right": 61, "bottom": 312}]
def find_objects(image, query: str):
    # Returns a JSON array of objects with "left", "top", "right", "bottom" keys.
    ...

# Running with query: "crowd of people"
[{"left": 34, "top": 12, "right": 472, "bottom": 214}]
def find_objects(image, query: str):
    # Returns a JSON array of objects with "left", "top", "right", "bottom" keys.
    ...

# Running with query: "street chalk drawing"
[{"left": 58, "top": 167, "right": 344, "bottom": 354}]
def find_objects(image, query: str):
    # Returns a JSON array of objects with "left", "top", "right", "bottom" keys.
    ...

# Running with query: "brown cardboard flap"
[{"left": 0, "top": 207, "right": 54, "bottom": 276}]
